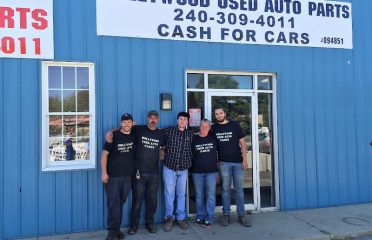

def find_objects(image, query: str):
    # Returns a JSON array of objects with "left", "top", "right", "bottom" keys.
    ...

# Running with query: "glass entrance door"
[
  {"left": 206, "top": 92, "right": 257, "bottom": 212},
  {"left": 186, "top": 71, "right": 278, "bottom": 215}
]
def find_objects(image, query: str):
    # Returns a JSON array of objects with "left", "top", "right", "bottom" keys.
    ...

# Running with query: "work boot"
[
  {"left": 105, "top": 230, "right": 119, "bottom": 240},
  {"left": 117, "top": 230, "right": 125, "bottom": 239},
  {"left": 163, "top": 216, "right": 173, "bottom": 232},
  {"left": 238, "top": 215, "right": 251, "bottom": 227},
  {"left": 145, "top": 224, "right": 158, "bottom": 233},
  {"left": 178, "top": 219, "right": 189, "bottom": 230},
  {"left": 220, "top": 214, "right": 231, "bottom": 226}
]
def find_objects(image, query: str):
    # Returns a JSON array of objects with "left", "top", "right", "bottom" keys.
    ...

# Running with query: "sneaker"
[
  {"left": 202, "top": 221, "right": 211, "bottom": 228},
  {"left": 220, "top": 215, "right": 231, "bottom": 226},
  {"left": 178, "top": 219, "right": 189, "bottom": 230},
  {"left": 127, "top": 226, "right": 137, "bottom": 235},
  {"left": 117, "top": 230, "right": 125, "bottom": 239},
  {"left": 163, "top": 216, "right": 173, "bottom": 232},
  {"left": 195, "top": 218, "right": 204, "bottom": 226},
  {"left": 238, "top": 215, "right": 251, "bottom": 227},
  {"left": 145, "top": 224, "right": 158, "bottom": 233}
]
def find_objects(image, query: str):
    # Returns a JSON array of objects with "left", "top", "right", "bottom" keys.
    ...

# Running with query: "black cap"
[
  {"left": 177, "top": 111, "right": 190, "bottom": 119},
  {"left": 147, "top": 110, "right": 159, "bottom": 117},
  {"left": 121, "top": 113, "right": 133, "bottom": 121}
]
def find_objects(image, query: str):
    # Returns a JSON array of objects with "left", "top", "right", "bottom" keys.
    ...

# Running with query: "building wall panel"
[
  {"left": 55, "top": 173, "right": 72, "bottom": 234},
  {"left": 70, "top": 0, "right": 87, "bottom": 60},
  {"left": 0, "top": 60, "right": 4, "bottom": 240},
  {"left": 72, "top": 172, "right": 88, "bottom": 231},
  {"left": 353, "top": 8, "right": 368, "bottom": 202},
  {"left": 301, "top": 51, "right": 318, "bottom": 209},
  {"left": 145, "top": 40, "right": 161, "bottom": 112},
  {"left": 292, "top": 48, "right": 309, "bottom": 209},
  {"left": 53, "top": 0, "right": 70, "bottom": 60},
  {"left": 19, "top": 60, "right": 39, "bottom": 237},
  {"left": 358, "top": 0, "right": 372, "bottom": 201},
  {"left": 38, "top": 174, "right": 55, "bottom": 235},
  {"left": 3, "top": 60, "right": 21, "bottom": 238}
]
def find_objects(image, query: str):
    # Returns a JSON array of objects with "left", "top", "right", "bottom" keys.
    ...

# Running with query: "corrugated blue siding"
[{"left": 1, "top": 0, "right": 372, "bottom": 238}]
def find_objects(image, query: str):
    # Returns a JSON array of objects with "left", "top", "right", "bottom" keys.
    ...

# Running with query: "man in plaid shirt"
[{"left": 162, "top": 111, "right": 193, "bottom": 232}]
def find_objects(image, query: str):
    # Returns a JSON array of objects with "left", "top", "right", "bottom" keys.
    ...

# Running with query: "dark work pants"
[
  {"left": 105, "top": 176, "right": 131, "bottom": 231},
  {"left": 130, "top": 172, "right": 158, "bottom": 227}
]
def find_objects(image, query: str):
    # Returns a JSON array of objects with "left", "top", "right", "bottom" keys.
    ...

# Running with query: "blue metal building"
[{"left": 1, "top": 0, "right": 372, "bottom": 239}]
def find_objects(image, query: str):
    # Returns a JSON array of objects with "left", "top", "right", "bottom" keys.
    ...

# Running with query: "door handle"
[{"left": 370, "top": 141, "right": 372, "bottom": 146}]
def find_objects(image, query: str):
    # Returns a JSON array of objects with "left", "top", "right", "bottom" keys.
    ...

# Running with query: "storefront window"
[
  {"left": 187, "top": 73, "right": 204, "bottom": 89},
  {"left": 208, "top": 74, "right": 253, "bottom": 89},
  {"left": 258, "top": 76, "right": 273, "bottom": 90},
  {"left": 42, "top": 62, "right": 96, "bottom": 171}
]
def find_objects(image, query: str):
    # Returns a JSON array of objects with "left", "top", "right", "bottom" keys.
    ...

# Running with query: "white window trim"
[{"left": 41, "top": 61, "right": 96, "bottom": 172}]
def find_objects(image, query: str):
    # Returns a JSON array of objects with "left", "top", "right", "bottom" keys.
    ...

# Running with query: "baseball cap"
[
  {"left": 121, "top": 113, "right": 133, "bottom": 121},
  {"left": 147, "top": 110, "right": 159, "bottom": 117}
]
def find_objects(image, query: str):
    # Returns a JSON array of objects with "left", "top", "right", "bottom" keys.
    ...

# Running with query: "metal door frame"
[{"left": 207, "top": 91, "right": 259, "bottom": 213}]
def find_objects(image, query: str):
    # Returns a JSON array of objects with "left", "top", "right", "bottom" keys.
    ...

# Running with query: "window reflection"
[
  {"left": 258, "top": 76, "right": 272, "bottom": 90},
  {"left": 258, "top": 93, "right": 275, "bottom": 207},
  {"left": 63, "top": 115, "right": 76, "bottom": 137},
  {"left": 76, "top": 138, "right": 90, "bottom": 160},
  {"left": 63, "top": 67, "right": 75, "bottom": 89},
  {"left": 49, "top": 116, "right": 62, "bottom": 137},
  {"left": 49, "top": 90, "right": 62, "bottom": 112},
  {"left": 48, "top": 136, "right": 89, "bottom": 161},
  {"left": 208, "top": 75, "right": 253, "bottom": 89},
  {"left": 187, "top": 73, "right": 204, "bottom": 89},
  {"left": 77, "top": 115, "right": 90, "bottom": 137},
  {"left": 49, "top": 137, "right": 63, "bottom": 161},
  {"left": 77, "top": 67, "right": 89, "bottom": 89},
  {"left": 211, "top": 96, "right": 254, "bottom": 205},
  {"left": 48, "top": 66, "right": 61, "bottom": 89},
  {"left": 77, "top": 90, "right": 89, "bottom": 112},
  {"left": 63, "top": 90, "right": 76, "bottom": 112}
]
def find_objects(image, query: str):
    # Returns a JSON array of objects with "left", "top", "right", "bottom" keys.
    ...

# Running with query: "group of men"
[{"left": 101, "top": 108, "right": 250, "bottom": 240}]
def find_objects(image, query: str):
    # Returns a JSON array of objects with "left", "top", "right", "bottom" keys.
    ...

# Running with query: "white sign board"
[
  {"left": 97, "top": 0, "right": 352, "bottom": 49},
  {"left": 0, "top": 0, "right": 54, "bottom": 59},
  {"left": 189, "top": 108, "right": 201, "bottom": 127}
]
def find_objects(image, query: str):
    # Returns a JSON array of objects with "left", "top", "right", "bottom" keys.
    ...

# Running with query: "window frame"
[{"left": 41, "top": 61, "right": 96, "bottom": 172}]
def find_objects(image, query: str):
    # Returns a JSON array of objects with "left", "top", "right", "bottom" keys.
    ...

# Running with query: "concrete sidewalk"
[{"left": 21, "top": 203, "right": 372, "bottom": 240}]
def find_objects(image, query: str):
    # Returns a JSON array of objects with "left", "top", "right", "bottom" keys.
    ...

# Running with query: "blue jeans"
[
  {"left": 163, "top": 165, "right": 188, "bottom": 220},
  {"left": 192, "top": 172, "right": 217, "bottom": 223},
  {"left": 220, "top": 162, "right": 245, "bottom": 216}
]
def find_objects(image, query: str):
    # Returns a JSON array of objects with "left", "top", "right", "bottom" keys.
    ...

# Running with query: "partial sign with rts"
[{"left": 0, "top": 0, "right": 54, "bottom": 59}]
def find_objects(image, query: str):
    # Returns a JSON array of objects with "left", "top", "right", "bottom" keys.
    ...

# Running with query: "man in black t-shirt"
[
  {"left": 128, "top": 111, "right": 165, "bottom": 235},
  {"left": 101, "top": 113, "right": 135, "bottom": 240},
  {"left": 211, "top": 107, "right": 251, "bottom": 228}
]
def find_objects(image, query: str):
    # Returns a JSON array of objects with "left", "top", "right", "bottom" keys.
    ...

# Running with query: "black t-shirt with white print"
[
  {"left": 103, "top": 130, "right": 135, "bottom": 177},
  {"left": 191, "top": 133, "right": 218, "bottom": 173},
  {"left": 133, "top": 125, "right": 165, "bottom": 173},
  {"left": 211, "top": 121, "right": 244, "bottom": 163}
]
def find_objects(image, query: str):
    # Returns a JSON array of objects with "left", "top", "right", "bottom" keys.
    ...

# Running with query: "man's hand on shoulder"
[{"left": 105, "top": 128, "right": 118, "bottom": 143}]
